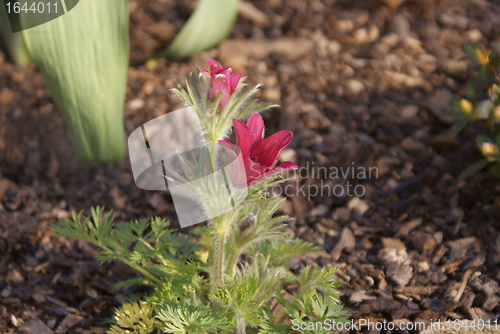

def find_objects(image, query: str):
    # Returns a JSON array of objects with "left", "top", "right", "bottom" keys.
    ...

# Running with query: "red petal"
[
  {"left": 233, "top": 119, "right": 253, "bottom": 156},
  {"left": 211, "top": 72, "right": 230, "bottom": 107},
  {"left": 243, "top": 155, "right": 269, "bottom": 185},
  {"left": 217, "top": 144, "right": 248, "bottom": 188},
  {"left": 251, "top": 130, "right": 293, "bottom": 167},
  {"left": 208, "top": 59, "right": 223, "bottom": 75},
  {"left": 274, "top": 161, "right": 298, "bottom": 170},
  {"left": 246, "top": 113, "right": 264, "bottom": 151},
  {"left": 229, "top": 72, "right": 243, "bottom": 92}
]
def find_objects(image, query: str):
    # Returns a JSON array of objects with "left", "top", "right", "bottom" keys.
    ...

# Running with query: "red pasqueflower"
[
  {"left": 200, "top": 59, "right": 243, "bottom": 109},
  {"left": 219, "top": 113, "right": 298, "bottom": 186}
]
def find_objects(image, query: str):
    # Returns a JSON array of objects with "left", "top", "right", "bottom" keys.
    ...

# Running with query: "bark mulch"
[{"left": 1, "top": 0, "right": 500, "bottom": 333}]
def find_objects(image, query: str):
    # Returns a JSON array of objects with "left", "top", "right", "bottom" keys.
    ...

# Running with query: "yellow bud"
[
  {"left": 195, "top": 249, "right": 209, "bottom": 263},
  {"left": 481, "top": 142, "right": 499, "bottom": 161},
  {"left": 460, "top": 99, "right": 474, "bottom": 114},
  {"left": 475, "top": 48, "right": 491, "bottom": 65}
]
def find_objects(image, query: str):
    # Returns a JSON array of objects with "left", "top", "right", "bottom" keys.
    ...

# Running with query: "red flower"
[
  {"left": 219, "top": 113, "right": 298, "bottom": 186},
  {"left": 201, "top": 59, "right": 243, "bottom": 109}
]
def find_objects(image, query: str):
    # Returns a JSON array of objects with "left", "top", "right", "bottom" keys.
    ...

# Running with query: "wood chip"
[
  {"left": 0, "top": 178, "right": 15, "bottom": 199},
  {"left": 423, "top": 89, "right": 455, "bottom": 124},
  {"left": 349, "top": 291, "right": 377, "bottom": 303},
  {"left": 381, "top": 237, "right": 406, "bottom": 250},
  {"left": 411, "top": 231, "right": 438, "bottom": 253},
  {"left": 431, "top": 244, "right": 448, "bottom": 265},
  {"left": 0, "top": 88, "right": 14, "bottom": 106},
  {"left": 380, "top": 0, "right": 406, "bottom": 10},
  {"left": 144, "top": 22, "right": 175, "bottom": 40},
  {"left": 238, "top": 1, "right": 269, "bottom": 26},
  {"left": 483, "top": 295, "right": 500, "bottom": 312},
  {"left": 347, "top": 197, "right": 370, "bottom": 216},
  {"left": 55, "top": 314, "right": 84, "bottom": 334},
  {"left": 20, "top": 318, "right": 53, "bottom": 334},
  {"left": 395, "top": 285, "right": 438, "bottom": 295},
  {"left": 32, "top": 293, "right": 46, "bottom": 304},
  {"left": 481, "top": 280, "right": 500, "bottom": 297},
  {"left": 219, "top": 38, "right": 314, "bottom": 61},
  {"left": 396, "top": 218, "right": 423, "bottom": 238},
  {"left": 468, "top": 307, "right": 496, "bottom": 323},
  {"left": 378, "top": 245, "right": 413, "bottom": 287},
  {"left": 6, "top": 269, "right": 24, "bottom": 286},
  {"left": 331, "top": 227, "right": 356, "bottom": 260},
  {"left": 447, "top": 237, "right": 477, "bottom": 261}
]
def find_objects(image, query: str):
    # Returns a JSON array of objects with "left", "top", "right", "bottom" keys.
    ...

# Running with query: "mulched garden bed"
[{"left": 1, "top": 0, "right": 500, "bottom": 332}]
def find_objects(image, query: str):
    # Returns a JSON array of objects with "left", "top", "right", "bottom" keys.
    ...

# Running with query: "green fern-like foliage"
[
  {"left": 107, "top": 302, "right": 155, "bottom": 334},
  {"left": 52, "top": 201, "right": 348, "bottom": 334},
  {"left": 51, "top": 208, "right": 207, "bottom": 288},
  {"left": 157, "top": 302, "right": 232, "bottom": 334}
]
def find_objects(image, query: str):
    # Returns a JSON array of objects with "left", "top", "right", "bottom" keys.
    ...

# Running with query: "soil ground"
[{"left": 1, "top": 0, "right": 500, "bottom": 333}]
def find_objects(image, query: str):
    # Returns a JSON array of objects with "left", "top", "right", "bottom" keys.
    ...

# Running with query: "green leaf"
[
  {"left": 457, "top": 159, "right": 490, "bottom": 182},
  {"left": 448, "top": 119, "right": 469, "bottom": 137},
  {"left": 299, "top": 267, "right": 344, "bottom": 305},
  {"left": 157, "top": 302, "right": 232, "bottom": 334},
  {"left": 113, "top": 277, "right": 151, "bottom": 290},
  {"left": 0, "top": 5, "right": 31, "bottom": 67},
  {"left": 107, "top": 302, "right": 155, "bottom": 334},
  {"left": 474, "top": 100, "right": 495, "bottom": 119},
  {"left": 21, "top": 0, "right": 129, "bottom": 162},
  {"left": 491, "top": 164, "right": 500, "bottom": 176},
  {"left": 249, "top": 239, "right": 320, "bottom": 267},
  {"left": 476, "top": 134, "right": 494, "bottom": 149},
  {"left": 165, "top": 0, "right": 239, "bottom": 60}
]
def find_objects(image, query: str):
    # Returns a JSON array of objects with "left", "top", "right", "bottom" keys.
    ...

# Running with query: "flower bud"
[
  {"left": 481, "top": 142, "right": 499, "bottom": 161},
  {"left": 200, "top": 59, "right": 243, "bottom": 109}
]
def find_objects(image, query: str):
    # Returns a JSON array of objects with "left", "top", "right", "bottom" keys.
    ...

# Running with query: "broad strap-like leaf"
[
  {"left": 21, "top": 0, "right": 129, "bottom": 161},
  {"left": 165, "top": 0, "right": 239, "bottom": 60}
]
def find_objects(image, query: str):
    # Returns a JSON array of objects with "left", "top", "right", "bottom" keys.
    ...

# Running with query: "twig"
[{"left": 454, "top": 269, "right": 472, "bottom": 303}]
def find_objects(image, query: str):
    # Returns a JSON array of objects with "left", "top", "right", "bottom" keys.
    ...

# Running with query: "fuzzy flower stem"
[
  {"left": 225, "top": 245, "right": 241, "bottom": 279},
  {"left": 211, "top": 212, "right": 233, "bottom": 290},
  {"left": 235, "top": 313, "right": 246, "bottom": 334},
  {"left": 213, "top": 230, "right": 226, "bottom": 288}
]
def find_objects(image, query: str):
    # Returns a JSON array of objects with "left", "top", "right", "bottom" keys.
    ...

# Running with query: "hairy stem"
[
  {"left": 214, "top": 232, "right": 225, "bottom": 287},
  {"left": 211, "top": 212, "right": 234, "bottom": 290},
  {"left": 235, "top": 313, "right": 246, "bottom": 334},
  {"left": 225, "top": 245, "right": 241, "bottom": 278},
  {"left": 213, "top": 223, "right": 227, "bottom": 289}
]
